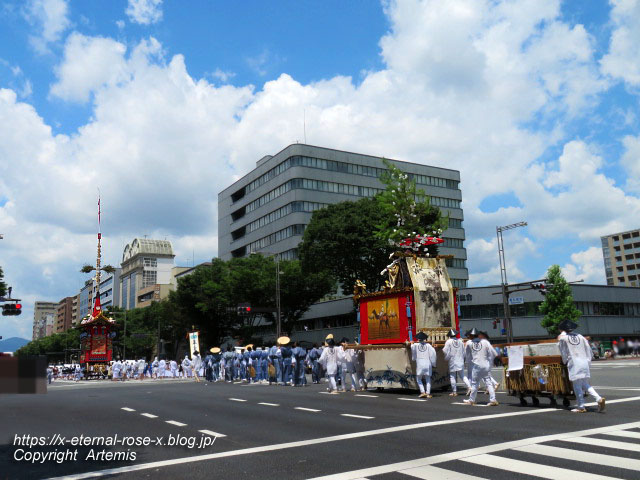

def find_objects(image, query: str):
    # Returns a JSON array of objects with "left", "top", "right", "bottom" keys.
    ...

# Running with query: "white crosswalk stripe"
[
  {"left": 308, "top": 423, "right": 640, "bottom": 480},
  {"left": 460, "top": 453, "right": 618, "bottom": 480}
]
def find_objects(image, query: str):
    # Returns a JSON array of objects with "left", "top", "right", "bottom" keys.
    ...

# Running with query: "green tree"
[
  {"left": 14, "top": 328, "right": 81, "bottom": 363},
  {"left": 0, "top": 266, "right": 7, "bottom": 297},
  {"left": 539, "top": 264, "right": 581, "bottom": 336},
  {"left": 299, "top": 197, "right": 391, "bottom": 292}
]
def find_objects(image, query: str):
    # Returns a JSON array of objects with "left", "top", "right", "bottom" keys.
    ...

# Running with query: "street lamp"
[{"left": 496, "top": 221, "right": 527, "bottom": 343}]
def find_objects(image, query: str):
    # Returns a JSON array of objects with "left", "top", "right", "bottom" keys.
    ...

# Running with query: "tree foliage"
[
  {"left": 539, "top": 264, "right": 581, "bottom": 336},
  {"left": 299, "top": 198, "right": 393, "bottom": 292},
  {"left": 375, "top": 159, "right": 448, "bottom": 251},
  {"left": 299, "top": 160, "right": 448, "bottom": 291},
  {"left": 14, "top": 328, "right": 81, "bottom": 362},
  {"left": 0, "top": 266, "right": 6, "bottom": 298}
]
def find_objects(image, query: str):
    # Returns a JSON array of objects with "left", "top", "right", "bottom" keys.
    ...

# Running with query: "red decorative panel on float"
[{"left": 359, "top": 292, "right": 416, "bottom": 344}]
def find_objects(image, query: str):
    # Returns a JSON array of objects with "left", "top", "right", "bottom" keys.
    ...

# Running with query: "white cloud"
[
  {"left": 621, "top": 134, "right": 640, "bottom": 193},
  {"left": 562, "top": 247, "right": 606, "bottom": 284},
  {"left": 49, "top": 33, "right": 129, "bottom": 103},
  {"left": 209, "top": 68, "right": 236, "bottom": 83},
  {"left": 23, "top": 0, "right": 71, "bottom": 53},
  {"left": 600, "top": 0, "right": 640, "bottom": 86},
  {"left": 126, "top": 0, "right": 163, "bottom": 25}
]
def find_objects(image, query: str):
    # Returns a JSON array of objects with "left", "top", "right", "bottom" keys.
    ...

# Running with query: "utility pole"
[
  {"left": 275, "top": 253, "right": 281, "bottom": 339},
  {"left": 496, "top": 221, "right": 527, "bottom": 343},
  {"left": 123, "top": 309, "right": 127, "bottom": 360}
]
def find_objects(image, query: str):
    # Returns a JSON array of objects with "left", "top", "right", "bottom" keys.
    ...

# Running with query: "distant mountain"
[{"left": 0, "top": 337, "right": 29, "bottom": 353}]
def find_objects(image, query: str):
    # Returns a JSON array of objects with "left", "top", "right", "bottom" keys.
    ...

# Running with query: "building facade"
[
  {"left": 457, "top": 284, "right": 640, "bottom": 341},
  {"left": 32, "top": 301, "right": 58, "bottom": 340},
  {"left": 218, "top": 144, "right": 468, "bottom": 287},
  {"left": 96, "top": 268, "right": 121, "bottom": 311},
  {"left": 119, "top": 238, "right": 177, "bottom": 310},
  {"left": 77, "top": 280, "right": 93, "bottom": 324},
  {"left": 601, "top": 228, "right": 640, "bottom": 287},
  {"left": 55, "top": 296, "right": 74, "bottom": 333}
]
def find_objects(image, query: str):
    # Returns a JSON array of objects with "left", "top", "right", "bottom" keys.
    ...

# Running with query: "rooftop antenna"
[
  {"left": 303, "top": 108, "right": 307, "bottom": 144},
  {"left": 192, "top": 249, "right": 195, "bottom": 267}
]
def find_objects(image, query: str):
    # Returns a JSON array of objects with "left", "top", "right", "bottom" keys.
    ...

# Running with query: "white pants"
[
  {"left": 417, "top": 374, "right": 431, "bottom": 395},
  {"left": 328, "top": 374, "right": 337, "bottom": 391},
  {"left": 470, "top": 366, "right": 496, "bottom": 403},
  {"left": 449, "top": 370, "right": 471, "bottom": 392},
  {"left": 573, "top": 378, "right": 601, "bottom": 409}
]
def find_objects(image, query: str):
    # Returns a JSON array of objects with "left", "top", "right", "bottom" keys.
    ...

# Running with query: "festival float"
[
  {"left": 352, "top": 234, "right": 459, "bottom": 391},
  {"left": 79, "top": 195, "right": 117, "bottom": 379}
]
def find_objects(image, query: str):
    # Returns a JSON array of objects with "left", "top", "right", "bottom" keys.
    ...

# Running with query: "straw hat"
[
  {"left": 210, "top": 347, "right": 221, "bottom": 354},
  {"left": 325, "top": 333, "right": 334, "bottom": 340},
  {"left": 277, "top": 336, "right": 290, "bottom": 345}
]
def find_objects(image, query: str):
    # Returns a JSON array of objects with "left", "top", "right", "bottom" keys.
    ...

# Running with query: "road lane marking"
[
  {"left": 46, "top": 400, "right": 640, "bottom": 480},
  {"left": 460, "top": 453, "right": 614, "bottom": 480},
  {"left": 399, "top": 398, "right": 426, "bottom": 402},
  {"left": 140, "top": 413, "right": 157, "bottom": 418},
  {"left": 563, "top": 436, "right": 640, "bottom": 452},
  {"left": 229, "top": 398, "right": 247, "bottom": 402},
  {"left": 165, "top": 420, "right": 187, "bottom": 427},
  {"left": 452, "top": 402, "right": 489, "bottom": 407},
  {"left": 355, "top": 394, "right": 378, "bottom": 398},
  {"left": 401, "top": 465, "right": 484, "bottom": 479},
  {"left": 121, "top": 407, "right": 135, "bottom": 412},
  {"left": 295, "top": 407, "right": 321, "bottom": 412},
  {"left": 515, "top": 444, "right": 640, "bottom": 471},
  {"left": 600, "top": 429, "right": 640, "bottom": 439},
  {"left": 307, "top": 420, "right": 640, "bottom": 480},
  {"left": 258, "top": 402, "right": 279, "bottom": 407},
  {"left": 340, "top": 414, "right": 374, "bottom": 419},
  {"left": 199, "top": 429, "right": 226, "bottom": 438}
]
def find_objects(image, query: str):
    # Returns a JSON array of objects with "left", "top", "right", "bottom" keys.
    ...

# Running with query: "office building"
[
  {"left": 77, "top": 279, "right": 93, "bottom": 324},
  {"left": 457, "top": 283, "right": 640, "bottom": 341},
  {"left": 119, "top": 238, "right": 182, "bottom": 309},
  {"left": 96, "top": 268, "right": 121, "bottom": 310},
  {"left": 32, "top": 301, "right": 57, "bottom": 340},
  {"left": 601, "top": 228, "right": 640, "bottom": 286},
  {"left": 55, "top": 296, "right": 74, "bottom": 333},
  {"left": 218, "top": 144, "right": 468, "bottom": 287}
]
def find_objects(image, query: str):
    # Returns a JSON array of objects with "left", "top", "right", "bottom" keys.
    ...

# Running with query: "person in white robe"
[
  {"left": 340, "top": 338, "right": 359, "bottom": 391},
  {"left": 112, "top": 359, "right": 122, "bottom": 381},
  {"left": 319, "top": 338, "right": 341, "bottom": 393},
  {"left": 137, "top": 359, "right": 146, "bottom": 380},
  {"left": 411, "top": 331, "right": 437, "bottom": 398},
  {"left": 182, "top": 355, "right": 192, "bottom": 378},
  {"left": 192, "top": 351, "right": 202, "bottom": 382},
  {"left": 443, "top": 329, "right": 470, "bottom": 396},
  {"left": 463, "top": 329, "right": 476, "bottom": 395},
  {"left": 557, "top": 319, "right": 605, "bottom": 413},
  {"left": 158, "top": 358, "right": 166, "bottom": 379},
  {"left": 152, "top": 357, "right": 159, "bottom": 379},
  {"left": 463, "top": 331, "right": 498, "bottom": 406},
  {"left": 170, "top": 360, "right": 178, "bottom": 378}
]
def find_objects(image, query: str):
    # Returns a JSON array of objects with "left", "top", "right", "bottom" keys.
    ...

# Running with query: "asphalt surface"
[{"left": 1, "top": 359, "right": 640, "bottom": 480}]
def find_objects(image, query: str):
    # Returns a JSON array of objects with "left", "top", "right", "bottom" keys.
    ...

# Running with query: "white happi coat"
[
  {"left": 411, "top": 342, "right": 437, "bottom": 376},
  {"left": 170, "top": 360, "right": 178, "bottom": 376},
  {"left": 158, "top": 359, "right": 166, "bottom": 377},
  {"left": 443, "top": 337, "right": 465, "bottom": 372},
  {"left": 469, "top": 339, "right": 496, "bottom": 372},
  {"left": 342, "top": 348, "right": 356, "bottom": 373},
  {"left": 558, "top": 332, "right": 593, "bottom": 381},
  {"left": 319, "top": 346, "right": 340, "bottom": 375},
  {"left": 112, "top": 361, "right": 122, "bottom": 378},
  {"left": 192, "top": 354, "right": 202, "bottom": 374}
]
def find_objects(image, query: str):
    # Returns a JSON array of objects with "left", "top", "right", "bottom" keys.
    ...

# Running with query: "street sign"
[{"left": 508, "top": 297, "right": 524, "bottom": 305}]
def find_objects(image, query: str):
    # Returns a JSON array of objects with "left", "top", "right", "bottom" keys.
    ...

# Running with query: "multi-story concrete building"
[
  {"left": 601, "top": 228, "right": 640, "bottom": 287},
  {"left": 218, "top": 144, "right": 468, "bottom": 287},
  {"left": 77, "top": 279, "right": 93, "bottom": 323},
  {"left": 71, "top": 294, "right": 79, "bottom": 326},
  {"left": 119, "top": 238, "right": 178, "bottom": 310},
  {"left": 55, "top": 296, "right": 74, "bottom": 333},
  {"left": 32, "top": 301, "right": 57, "bottom": 340},
  {"left": 457, "top": 283, "right": 640, "bottom": 342},
  {"left": 96, "top": 268, "right": 121, "bottom": 310}
]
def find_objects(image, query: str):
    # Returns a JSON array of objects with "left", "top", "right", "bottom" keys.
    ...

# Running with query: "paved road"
[{"left": 1, "top": 360, "right": 639, "bottom": 479}]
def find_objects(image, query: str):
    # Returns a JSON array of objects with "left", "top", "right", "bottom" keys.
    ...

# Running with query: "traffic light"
[
  {"left": 2, "top": 303, "right": 22, "bottom": 316},
  {"left": 531, "top": 283, "right": 547, "bottom": 296},
  {"left": 236, "top": 305, "right": 252, "bottom": 316}
]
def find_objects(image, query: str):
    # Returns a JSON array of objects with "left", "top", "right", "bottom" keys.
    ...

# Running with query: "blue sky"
[{"left": 1, "top": 0, "right": 640, "bottom": 341}]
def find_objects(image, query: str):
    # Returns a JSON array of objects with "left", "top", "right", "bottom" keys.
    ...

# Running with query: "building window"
[
  {"left": 142, "top": 270, "right": 157, "bottom": 288},
  {"left": 143, "top": 257, "right": 158, "bottom": 267},
  {"left": 246, "top": 201, "right": 329, "bottom": 233},
  {"left": 248, "top": 225, "right": 306, "bottom": 252},
  {"left": 129, "top": 273, "right": 136, "bottom": 308},
  {"left": 445, "top": 258, "right": 467, "bottom": 269}
]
